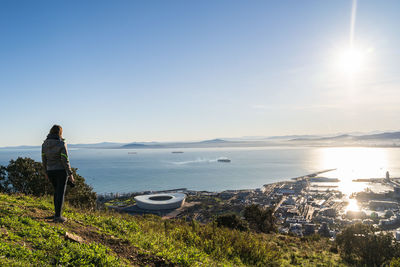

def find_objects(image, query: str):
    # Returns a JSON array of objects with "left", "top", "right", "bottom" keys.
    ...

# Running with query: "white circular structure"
[{"left": 134, "top": 193, "right": 186, "bottom": 210}]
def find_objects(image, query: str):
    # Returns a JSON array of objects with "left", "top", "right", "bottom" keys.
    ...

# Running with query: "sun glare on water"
[
  {"left": 345, "top": 198, "right": 360, "bottom": 212},
  {"left": 318, "top": 147, "right": 389, "bottom": 195}
]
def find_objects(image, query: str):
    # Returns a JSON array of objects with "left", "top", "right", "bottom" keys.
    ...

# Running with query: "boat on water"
[
  {"left": 217, "top": 157, "right": 231, "bottom": 163},
  {"left": 172, "top": 151, "right": 184, "bottom": 154},
  {"left": 128, "top": 152, "right": 137, "bottom": 154}
]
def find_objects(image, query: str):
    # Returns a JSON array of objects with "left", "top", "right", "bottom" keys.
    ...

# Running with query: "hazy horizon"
[
  {"left": 1, "top": 0, "right": 400, "bottom": 146},
  {"left": 2, "top": 129, "right": 400, "bottom": 148}
]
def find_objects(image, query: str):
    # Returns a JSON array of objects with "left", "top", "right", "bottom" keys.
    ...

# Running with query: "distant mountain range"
[
  {"left": 69, "top": 142, "right": 126, "bottom": 148},
  {"left": 2, "top": 131, "right": 400, "bottom": 149},
  {"left": 223, "top": 135, "right": 320, "bottom": 141},
  {"left": 358, "top": 132, "right": 400, "bottom": 140},
  {"left": 0, "top": 142, "right": 127, "bottom": 150},
  {"left": 121, "top": 139, "right": 239, "bottom": 149},
  {"left": 291, "top": 131, "right": 400, "bottom": 141},
  {"left": 289, "top": 131, "right": 400, "bottom": 147}
]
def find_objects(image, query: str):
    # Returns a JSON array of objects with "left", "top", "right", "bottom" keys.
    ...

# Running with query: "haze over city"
[{"left": 1, "top": 0, "right": 399, "bottom": 146}]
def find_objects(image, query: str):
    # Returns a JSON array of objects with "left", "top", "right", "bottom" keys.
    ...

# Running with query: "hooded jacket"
[{"left": 41, "top": 133, "right": 73, "bottom": 176}]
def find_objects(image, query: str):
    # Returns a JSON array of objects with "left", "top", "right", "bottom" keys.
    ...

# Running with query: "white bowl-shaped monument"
[{"left": 134, "top": 193, "right": 186, "bottom": 210}]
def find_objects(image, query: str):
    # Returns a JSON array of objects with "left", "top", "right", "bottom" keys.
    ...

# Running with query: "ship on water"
[{"left": 217, "top": 157, "right": 231, "bottom": 163}]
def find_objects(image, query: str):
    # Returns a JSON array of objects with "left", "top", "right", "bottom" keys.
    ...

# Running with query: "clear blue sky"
[{"left": 1, "top": 0, "right": 399, "bottom": 146}]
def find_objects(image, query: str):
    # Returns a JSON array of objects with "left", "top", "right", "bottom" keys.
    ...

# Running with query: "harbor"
[{"left": 100, "top": 169, "right": 400, "bottom": 240}]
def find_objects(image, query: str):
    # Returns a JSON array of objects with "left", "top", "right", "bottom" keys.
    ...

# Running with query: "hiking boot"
[{"left": 54, "top": 216, "right": 67, "bottom": 223}]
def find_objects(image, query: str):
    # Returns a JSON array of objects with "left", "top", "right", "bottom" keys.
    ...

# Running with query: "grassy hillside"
[{"left": 0, "top": 193, "right": 343, "bottom": 266}]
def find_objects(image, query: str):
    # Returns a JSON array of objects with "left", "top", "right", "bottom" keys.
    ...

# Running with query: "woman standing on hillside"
[{"left": 41, "top": 125, "right": 75, "bottom": 223}]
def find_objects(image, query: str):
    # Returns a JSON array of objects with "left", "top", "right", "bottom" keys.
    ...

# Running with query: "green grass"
[
  {"left": 104, "top": 198, "right": 136, "bottom": 207},
  {"left": 0, "top": 194, "right": 125, "bottom": 266},
  {"left": 0, "top": 193, "right": 344, "bottom": 266}
]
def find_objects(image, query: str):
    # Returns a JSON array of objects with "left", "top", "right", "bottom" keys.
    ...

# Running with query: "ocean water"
[{"left": 1, "top": 146, "right": 400, "bottom": 195}]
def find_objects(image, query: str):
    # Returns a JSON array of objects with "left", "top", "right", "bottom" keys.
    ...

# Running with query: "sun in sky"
[
  {"left": 337, "top": 47, "right": 366, "bottom": 74},
  {"left": 334, "top": 0, "right": 373, "bottom": 76}
]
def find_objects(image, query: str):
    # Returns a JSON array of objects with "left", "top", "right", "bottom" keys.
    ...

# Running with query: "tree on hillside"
[
  {"left": 243, "top": 204, "right": 276, "bottom": 233},
  {"left": 216, "top": 213, "right": 249, "bottom": 231},
  {"left": 0, "top": 157, "right": 97, "bottom": 209},
  {"left": 6, "top": 157, "right": 52, "bottom": 196},
  {"left": 0, "top": 165, "right": 9, "bottom": 192},
  {"left": 65, "top": 169, "right": 97, "bottom": 209},
  {"left": 336, "top": 223, "right": 400, "bottom": 266}
]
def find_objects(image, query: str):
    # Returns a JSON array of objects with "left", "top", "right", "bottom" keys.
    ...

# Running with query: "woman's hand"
[{"left": 69, "top": 175, "right": 75, "bottom": 183}]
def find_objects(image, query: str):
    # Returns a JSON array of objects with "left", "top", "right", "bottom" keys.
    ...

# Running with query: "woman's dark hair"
[{"left": 49, "top": 125, "right": 63, "bottom": 138}]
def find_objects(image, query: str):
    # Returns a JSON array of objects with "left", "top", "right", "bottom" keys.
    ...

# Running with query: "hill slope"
[{"left": 0, "top": 193, "right": 343, "bottom": 266}]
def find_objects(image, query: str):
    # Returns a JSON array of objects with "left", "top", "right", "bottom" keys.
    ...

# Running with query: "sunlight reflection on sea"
[{"left": 317, "top": 147, "right": 394, "bottom": 195}]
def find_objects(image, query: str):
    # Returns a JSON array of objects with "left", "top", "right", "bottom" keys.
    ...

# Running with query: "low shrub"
[
  {"left": 0, "top": 157, "right": 96, "bottom": 210},
  {"left": 216, "top": 213, "right": 249, "bottom": 231},
  {"left": 243, "top": 204, "right": 277, "bottom": 233}
]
